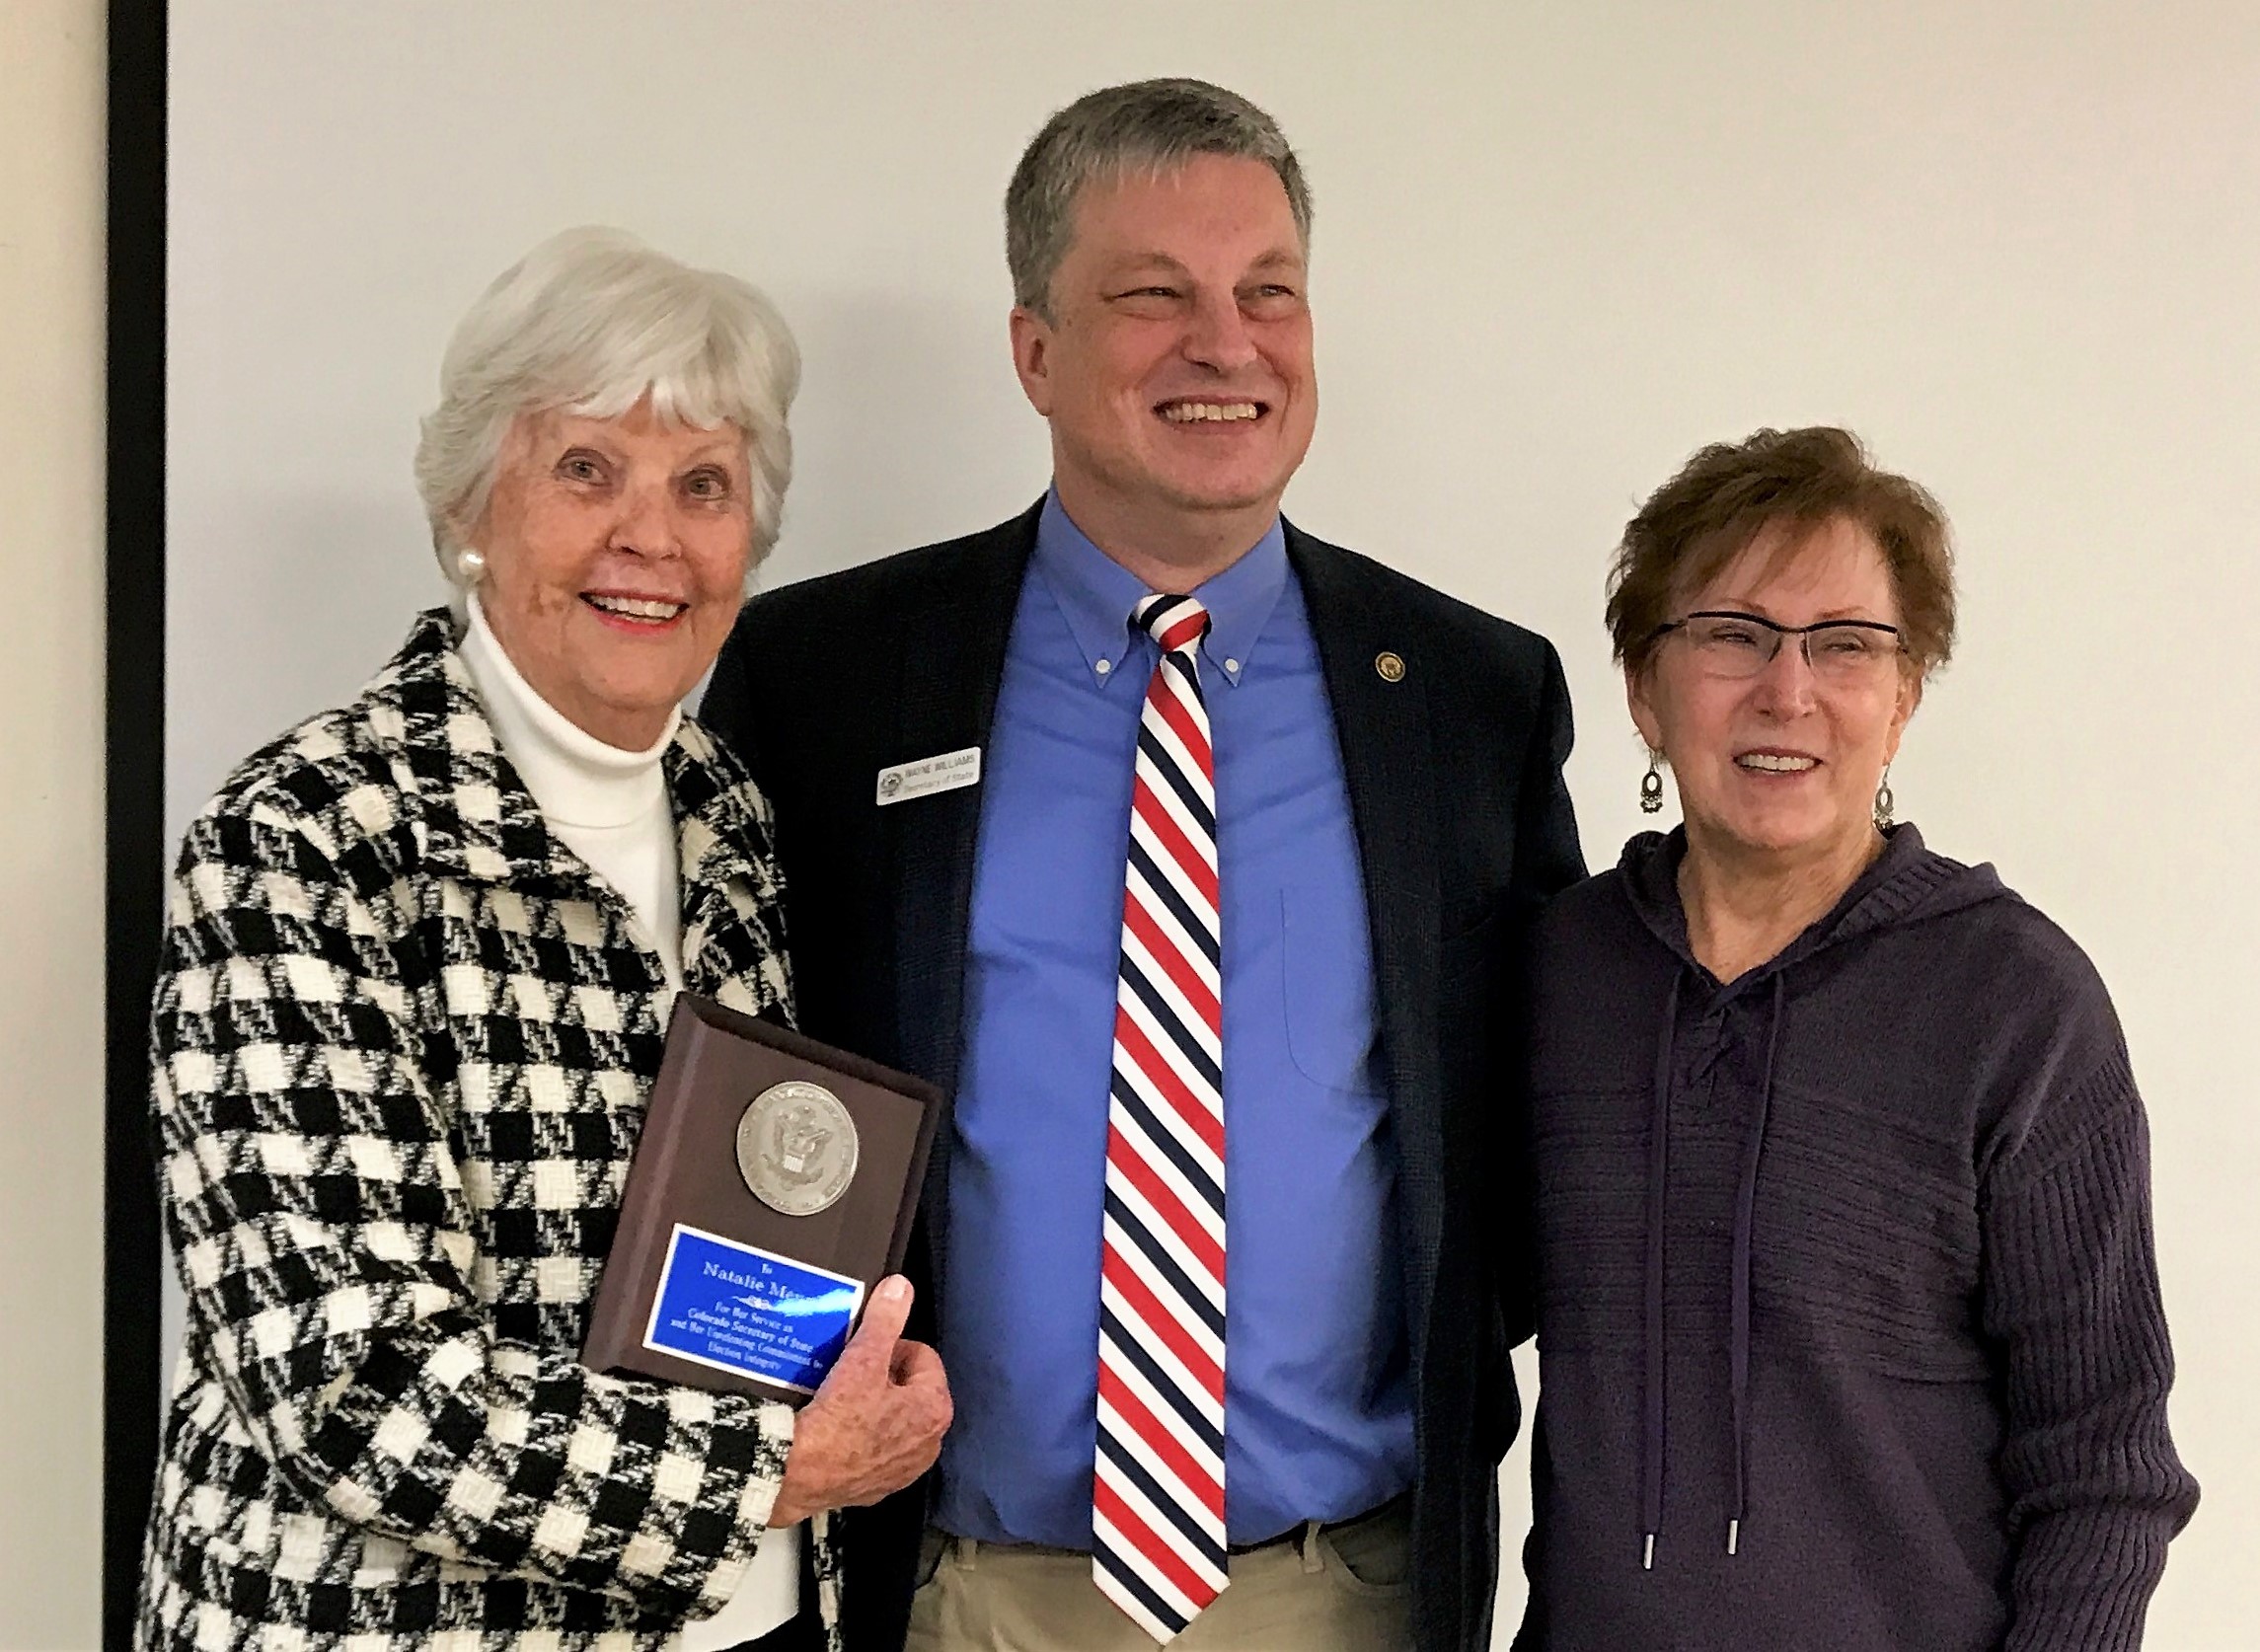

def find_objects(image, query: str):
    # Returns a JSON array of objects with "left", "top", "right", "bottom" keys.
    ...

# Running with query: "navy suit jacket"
[{"left": 702, "top": 503, "right": 1584, "bottom": 1651}]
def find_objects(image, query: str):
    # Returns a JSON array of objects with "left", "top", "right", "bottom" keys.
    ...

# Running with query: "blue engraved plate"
[{"left": 642, "top": 1225, "right": 866, "bottom": 1394}]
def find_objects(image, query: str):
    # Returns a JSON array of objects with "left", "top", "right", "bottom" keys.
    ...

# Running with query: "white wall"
[
  {"left": 167, "top": 3, "right": 2260, "bottom": 1644},
  {"left": 0, "top": 2, "right": 108, "bottom": 1647}
]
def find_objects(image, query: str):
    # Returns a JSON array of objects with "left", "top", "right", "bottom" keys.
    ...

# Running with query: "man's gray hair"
[
  {"left": 414, "top": 227, "right": 801, "bottom": 580},
  {"left": 1005, "top": 78, "right": 1313, "bottom": 318}
]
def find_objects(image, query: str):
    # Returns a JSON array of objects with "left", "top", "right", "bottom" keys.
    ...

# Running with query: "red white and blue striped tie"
[{"left": 1094, "top": 593, "right": 1229, "bottom": 1642}]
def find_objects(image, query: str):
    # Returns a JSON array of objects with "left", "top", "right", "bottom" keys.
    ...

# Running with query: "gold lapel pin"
[{"left": 1375, "top": 650, "right": 1406, "bottom": 683}]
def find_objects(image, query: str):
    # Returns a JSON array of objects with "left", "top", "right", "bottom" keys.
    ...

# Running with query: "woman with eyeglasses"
[{"left": 1512, "top": 427, "right": 2196, "bottom": 1650}]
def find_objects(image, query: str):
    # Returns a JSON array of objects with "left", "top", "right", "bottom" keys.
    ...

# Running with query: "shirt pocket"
[{"left": 1280, "top": 885, "right": 1382, "bottom": 1094}]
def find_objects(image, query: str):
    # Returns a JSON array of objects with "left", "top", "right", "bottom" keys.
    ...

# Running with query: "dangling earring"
[
  {"left": 1873, "top": 766, "right": 1895, "bottom": 832},
  {"left": 456, "top": 546, "right": 488, "bottom": 584},
  {"left": 1640, "top": 751, "right": 1665, "bottom": 815}
]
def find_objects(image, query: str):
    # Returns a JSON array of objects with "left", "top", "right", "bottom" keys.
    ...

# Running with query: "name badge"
[
  {"left": 642, "top": 1224, "right": 866, "bottom": 1394},
  {"left": 875, "top": 746, "right": 982, "bottom": 806}
]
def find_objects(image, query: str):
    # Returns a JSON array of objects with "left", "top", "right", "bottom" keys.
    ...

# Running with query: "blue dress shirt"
[{"left": 934, "top": 491, "right": 1413, "bottom": 1547}]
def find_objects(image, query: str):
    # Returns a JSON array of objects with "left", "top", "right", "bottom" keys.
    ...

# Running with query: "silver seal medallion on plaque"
[{"left": 736, "top": 1081, "right": 861, "bottom": 1217}]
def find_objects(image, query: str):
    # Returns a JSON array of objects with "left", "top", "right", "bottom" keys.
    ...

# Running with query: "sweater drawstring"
[
  {"left": 1640, "top": 972, "right": 1682, "bottom": 1570},
  {"left": 1726, "top": 972, "right": 1785, "bottom": 1557},
  {"left": 1641, "top": 968, "right": 1786, "bottom": 1570}
]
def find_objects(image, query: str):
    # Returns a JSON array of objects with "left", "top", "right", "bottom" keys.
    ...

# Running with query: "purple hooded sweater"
[{"left": 1516, "top": 825, "right": 2196, "bottom": 1651}]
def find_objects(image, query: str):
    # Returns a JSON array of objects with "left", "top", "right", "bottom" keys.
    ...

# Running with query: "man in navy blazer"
[{"left": 703, "top": 78, "right": 1583, "bottom": 1652}]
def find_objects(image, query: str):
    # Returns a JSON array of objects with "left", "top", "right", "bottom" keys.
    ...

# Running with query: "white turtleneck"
[
  {"left": 455, "top": 594, "right": 801, "bottom": 1645},
  {"left": 458, "top": 593, "right": 686, "bottom": 989}
]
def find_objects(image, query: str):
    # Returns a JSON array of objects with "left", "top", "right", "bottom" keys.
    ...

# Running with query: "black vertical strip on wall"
[{"left": 104, "top": 2, "right": 167, "bottom": 1648}]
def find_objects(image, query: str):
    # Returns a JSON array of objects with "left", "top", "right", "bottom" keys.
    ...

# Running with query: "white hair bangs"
[{"left": 415, "top": 228, "right": 801, "bottom": 581}]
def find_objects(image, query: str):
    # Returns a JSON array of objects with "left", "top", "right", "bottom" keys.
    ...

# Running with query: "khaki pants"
[{"left": 902, "top": 1497, "right": 1412, "bottom": 1652}]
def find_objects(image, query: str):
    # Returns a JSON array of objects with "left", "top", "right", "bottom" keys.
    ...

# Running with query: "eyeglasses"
[{"left": 1651, "top": 610, "right": 1906, "bottom": 683}]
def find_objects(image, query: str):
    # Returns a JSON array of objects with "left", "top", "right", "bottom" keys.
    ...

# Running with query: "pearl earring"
[{"left": 456, "top": 546, "right": 487, "bottom": 583}]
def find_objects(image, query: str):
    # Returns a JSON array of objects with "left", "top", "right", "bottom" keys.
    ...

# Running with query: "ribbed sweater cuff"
[{"left": 2005, "top": 1507, "right": 2173, "bottom": 1650}]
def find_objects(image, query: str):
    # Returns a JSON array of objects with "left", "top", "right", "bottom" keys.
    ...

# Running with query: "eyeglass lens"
[{"left": 1680, "top": 615, "right": 1898, "bottom": 679}]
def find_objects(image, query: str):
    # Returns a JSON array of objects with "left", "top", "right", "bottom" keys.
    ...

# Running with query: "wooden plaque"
[{"left": 581, "top": 994, "right": 940, "bottom": 1406}]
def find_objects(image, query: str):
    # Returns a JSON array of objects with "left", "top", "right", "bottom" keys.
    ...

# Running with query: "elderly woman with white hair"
[{"left": 137, "top": 229, "right": 950, "bottom": 1652}]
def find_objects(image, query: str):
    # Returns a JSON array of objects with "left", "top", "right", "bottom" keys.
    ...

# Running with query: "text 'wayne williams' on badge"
[{"left": 875, "top": 746, "right": 982, "bottom": 805}]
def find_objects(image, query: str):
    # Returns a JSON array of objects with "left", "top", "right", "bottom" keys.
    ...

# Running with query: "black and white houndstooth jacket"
[{"left": 139, "top": 608, "right": 840, "bottom": 1650}]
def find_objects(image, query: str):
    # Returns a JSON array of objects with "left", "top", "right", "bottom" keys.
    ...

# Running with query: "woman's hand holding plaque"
[{"left": 768, "top": 1276, "right": 953, "bottom": 1525}]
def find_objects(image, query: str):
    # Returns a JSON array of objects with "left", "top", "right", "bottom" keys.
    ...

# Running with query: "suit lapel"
[
  {"left": 880, "top": 508, "right": 1038, "bottom": 1322},
  {"left": 886, "top": 505, "right": 1041, "bottom": 1095},
  {"left": 1288, "top": 524, "right": 1446, "bottom": 1353}
]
